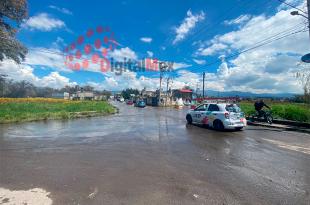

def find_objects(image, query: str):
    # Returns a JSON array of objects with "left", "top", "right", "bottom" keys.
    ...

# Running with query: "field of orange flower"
[
  {"left": 0, "top": 98, "right": 116, "bottom": 123},
  {"left": 0, "top": 98, "right": 72, "bottom": 104}
]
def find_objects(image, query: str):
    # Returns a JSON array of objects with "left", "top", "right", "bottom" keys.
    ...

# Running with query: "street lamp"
[
  {"left": 290, "top": 10, "right": 309, "bottom": 19},
  {"left": 290, "top": 8, "right": 310, "bottom": 47},
  {"left": 291, "top": 8, "right": 310, "bottom": 63}
]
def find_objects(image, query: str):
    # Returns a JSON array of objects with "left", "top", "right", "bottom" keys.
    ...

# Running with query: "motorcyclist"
[{"left": 254, "top": 99, "right": 270, "bottom": 118}]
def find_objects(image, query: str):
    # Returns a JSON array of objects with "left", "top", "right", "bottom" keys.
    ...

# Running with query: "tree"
[
  {"left": 296, "top": 64, "right": 310, "bottom": 104},
  {"left": 0, "top": 0, "right": 28, "bottom": 64},
  {"left": 82, "top": 85, "right": 94, "bottom": 92},
  {"left": 182, "top": 86, "right": 193, "bottom": 90},
  {"left": 0, "top": 74, "right": 7, "bottom": 96},
  {"left": 121, "top": 88, "right": 139, "bottom": 99}
]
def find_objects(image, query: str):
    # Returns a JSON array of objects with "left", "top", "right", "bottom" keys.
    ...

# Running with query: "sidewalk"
[{"left": 247, "top": 121, "right": 310, "bottom": 134}]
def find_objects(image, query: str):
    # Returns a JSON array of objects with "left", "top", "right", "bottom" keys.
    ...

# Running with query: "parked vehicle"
[
  {"left": 186, "top": 103, "right": 247, "bottom": 131},
  {"left": 135, "top": 100, "right": 146, "bottom": 108},
  {"left": 126, "top": 100, "right": 134, "bottom": 105}
]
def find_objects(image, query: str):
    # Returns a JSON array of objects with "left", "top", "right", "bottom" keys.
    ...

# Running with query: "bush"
[
  {"left": 239, "top": 102, "right": 310, "bottom": 123},
  {"left": 0, "top": 98, "right": 116, "bottom": 123}
]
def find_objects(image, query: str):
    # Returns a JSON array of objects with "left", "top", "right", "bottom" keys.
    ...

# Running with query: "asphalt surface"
[{"left": 0, "top": 102, "right": 309, "bottom": 205}]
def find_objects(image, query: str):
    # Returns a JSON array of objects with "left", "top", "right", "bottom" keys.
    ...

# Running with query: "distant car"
[
  {"left": 126, "top": 100, "right": 134, "bottom": 105},
  {"left": 119, "top": 97, "right": 125, "bottom": 102},
  {"left": 135, "top": 100, "right": 146, "bottom": 108},
  {"left": 186, "top": 103, "right": 247, "bottom": 131}
]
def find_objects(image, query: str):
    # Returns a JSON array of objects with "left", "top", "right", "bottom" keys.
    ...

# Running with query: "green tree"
[
  {"left": 0, "top": 74, "right": 7, "bottom": 96},
  {"left": 296, "top": 65, "right": 310, "bottom": 104},
  {"left": 0, "top": 0, "right": 28, "bottom": 64},
  {"left": 121, "top": 88, "right": 139, "bottom": 100}
]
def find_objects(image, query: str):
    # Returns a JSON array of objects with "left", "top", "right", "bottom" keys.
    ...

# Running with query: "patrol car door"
[
  {"left": 193, "top": 104, "right": 207, "bottom": 123},
  {"left": 206, "top": 104, "right": 220, "bottom": 125}
]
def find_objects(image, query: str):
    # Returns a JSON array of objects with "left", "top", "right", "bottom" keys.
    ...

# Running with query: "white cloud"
[
  {"left": 171, "top": 70, "right": 200, "bottom": 89},
  {"left": 173, "top": 10, "right": 205, "bottom": 44},
  {"left": 51, "top": 37, "right": 65, "bottom": 49},
  {"left": 49, "top": 5, "right": 73, "bottom": 15},
  {"left": 192, "top": 1, "right": 308, "bottom": 93},
  {"left": 86, "top": 71, "right": 159, "bottom": 91},
  {"left": 25, "top": 47, "right": 68, "bottom": 72},
  {"left": 40, "top": 72, "right": 75, "bottom": 88},
  {"left": 140, "top": 37, "right": 152, "bottom": 43},
  {"left": 147, "top": 51, "right": 154, "bottom": 57},
  {"left": 109, "top": 47, "right": 138, "bottom": 61},
  {"left": 277, "top": 0, "right": 305, "bottom": 11},
  {"left": 22, "top": 13, "right": 65, "bottom": 31},
  {"left": 0, "top": 59, "right": 76, "bottom": 88},
  {"left": 198, "top": 43, "right": 228, "bottom": 56},
  {"left": 173, "top": 62, "right": 192, "bottom": 70},
  {"left": 193, "top": 59, "right": 206, "bottom": 65},
  {"left": 217, "top": 58, "right": 230, "bottom": 78},
  {"left": 224, "top": 14, "right": 251, "bottom": 26}
]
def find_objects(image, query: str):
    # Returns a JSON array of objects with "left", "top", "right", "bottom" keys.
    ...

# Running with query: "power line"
[
  {"left": 164, "top": 1, "right": 245, "bottom": 47},
  {"left": 182, "top": 3, "right": 305, "bottom": 62},
  {"left": 164, "top": 0, "right": 289, "bottom": 76},
  {"left": 276, "top": 0, "right": 307, "bottom": 15},
  {"left": 171, "top": 26, "right": 307, "bottom": 74},
  {"left": 185, "top": 0, "right": 272, "bottom": 45},
  {"left": 1, "top": 24, "right": 306, "bottom": 78}
]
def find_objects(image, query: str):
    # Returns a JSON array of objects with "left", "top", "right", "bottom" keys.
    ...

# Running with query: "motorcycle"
[{"left": 250, "top": 109, "right": 273, "bottom": 124}]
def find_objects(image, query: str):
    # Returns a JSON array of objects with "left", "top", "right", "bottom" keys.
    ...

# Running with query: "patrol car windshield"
[{"left": 225, "top": 104, "right": 242, "bottom": 113}]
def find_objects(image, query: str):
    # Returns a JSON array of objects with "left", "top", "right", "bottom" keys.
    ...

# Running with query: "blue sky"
[{"left": 1, "top": 0, "right": 309, "bottom": 93}]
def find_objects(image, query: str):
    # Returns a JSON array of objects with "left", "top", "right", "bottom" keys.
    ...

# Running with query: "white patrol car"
[{"left": 186, "top": 103, "right": 247, "bottom": 131}]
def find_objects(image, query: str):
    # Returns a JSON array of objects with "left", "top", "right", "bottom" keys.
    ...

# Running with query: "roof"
[{"left": 179, "top": 89, "right": 193, "bottom": 93}]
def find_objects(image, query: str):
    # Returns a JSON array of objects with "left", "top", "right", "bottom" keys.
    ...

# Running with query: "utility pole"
[
  {"left": 169, "top": 78, "right": 173, "bottom": 106},
  {"left": 158, "top": 67, "right": 163, "bottom": 106},
  {"left": 308, "top": 0, "right": 310, "bottom": 39},
  {"left": 202, "top": 72, "right": 205, "bottom": 99},
  {"left": 165, "top": 77, "right": 170, "bottom": 106},
  {"left": 196, "top": 82, "right": 199, "bottom": 98}
]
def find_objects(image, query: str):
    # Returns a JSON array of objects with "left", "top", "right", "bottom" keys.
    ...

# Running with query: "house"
[
  {"left": 52, "top": 92, "right": 70, "bottom": 100},
  {"left": 94, "top": 95, "right": 107, "bottom": 101},
  {"left": 77, "top": 91, "right": 94, "bottom": 100},
  {"left": 71, "top": 91, "right": 94, "bottom": 100},
  {"left": 141, "top": 90, "right": 156, "bottom": 97},
  {"left": 172, "top": 89, "right": 193, "bottom": 101}
]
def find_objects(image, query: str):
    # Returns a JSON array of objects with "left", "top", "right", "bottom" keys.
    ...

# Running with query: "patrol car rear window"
[
  {"left": 225, "top": 104, "right": 241, "bottom": 113},
  {"left": 208, "top": 104, "right": 220, "bottom": 111}
]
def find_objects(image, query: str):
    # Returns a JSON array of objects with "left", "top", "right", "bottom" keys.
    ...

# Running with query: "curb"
[
  {"left": 246, "top": 117, "right": 310, "bottom": 128},
  {"left": 247, "top": 121, "right": 310, "bottom": 134}
]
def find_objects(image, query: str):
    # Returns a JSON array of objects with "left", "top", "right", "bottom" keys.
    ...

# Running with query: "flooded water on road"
[{"left": 0, "top": 102, "right": 309, "bottom": 204}]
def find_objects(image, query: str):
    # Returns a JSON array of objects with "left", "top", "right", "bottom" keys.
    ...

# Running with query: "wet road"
[{"left": 0, "top": 102, "right": 309, "bottom": 205}]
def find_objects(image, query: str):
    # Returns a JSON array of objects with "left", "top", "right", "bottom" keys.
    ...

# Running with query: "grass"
[
  {"left": 0, "top": 98, "right": 116, "bottom": 123},
  {"left": 239, "top": 101, "right": 310, "bottom": 123}
]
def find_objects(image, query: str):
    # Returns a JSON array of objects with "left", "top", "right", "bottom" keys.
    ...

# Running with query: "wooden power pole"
[
  {"left": 202, "top": 72, "right": 205, "bottom": 99},
  {"left": 308, "top": 0, "right": 310, "bottom": 40},
  {"left": 159, "top": 70, "right": 163, "bottom": 105},
  {"left": 166, "top": 77, "right": 170, "bottom": 106}
]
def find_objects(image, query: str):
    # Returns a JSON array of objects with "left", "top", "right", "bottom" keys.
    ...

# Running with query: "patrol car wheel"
[
  {"left": 213, "top": 120, "right": 224, "bottom": 131},
  {"left": 186, "top": 114, "right": 193, "bottom": 124}
]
